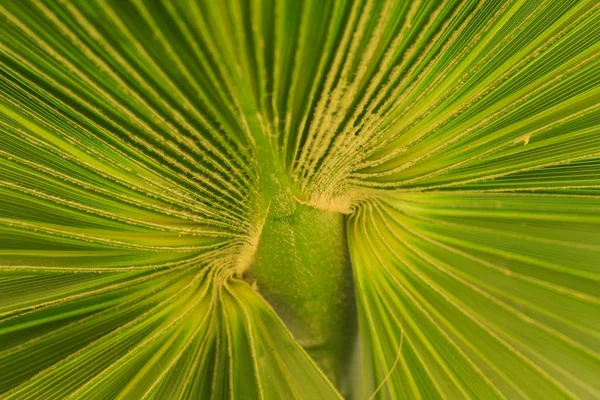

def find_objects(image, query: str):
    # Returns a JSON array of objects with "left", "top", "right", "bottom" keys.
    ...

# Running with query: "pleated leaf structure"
[{"left": 0, "top": 0, "right": 599, "bottom": 399}]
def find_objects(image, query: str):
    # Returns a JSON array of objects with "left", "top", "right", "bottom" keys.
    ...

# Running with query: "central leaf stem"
[{"left": 246, "top": 143, "right": 357, "bottom": 390}]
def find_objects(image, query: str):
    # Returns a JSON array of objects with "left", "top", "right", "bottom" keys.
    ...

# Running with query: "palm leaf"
[{"left": 1, "top": 0, "right": 598, "bottom": 399}]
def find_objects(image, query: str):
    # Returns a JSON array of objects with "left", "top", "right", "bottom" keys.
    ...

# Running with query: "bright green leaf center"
[{"left": 247, "top": 193, "right": 357, "bottom": 389}]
